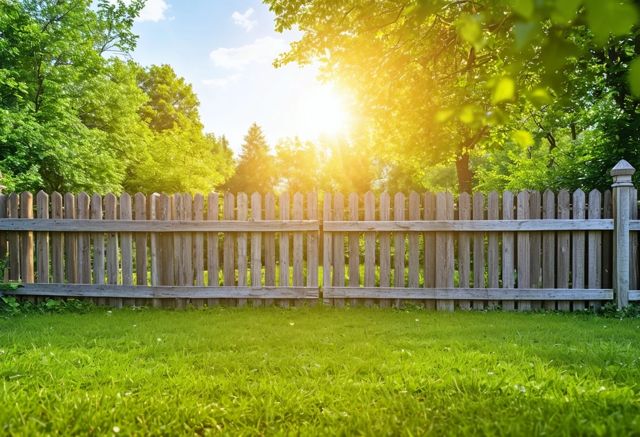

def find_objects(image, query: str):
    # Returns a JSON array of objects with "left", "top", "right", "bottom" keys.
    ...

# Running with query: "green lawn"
[{"left": 1, "top": 307, "right": 639, "bottom": 436}]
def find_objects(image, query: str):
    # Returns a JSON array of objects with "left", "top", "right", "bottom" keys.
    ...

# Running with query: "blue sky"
[{"left": 129, "top": 0, "right": 346, "bottom": 154}]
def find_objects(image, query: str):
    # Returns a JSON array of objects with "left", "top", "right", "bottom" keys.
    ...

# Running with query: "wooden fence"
[{"left": 0, "top": 160, "right": 639, "bottom": 311}]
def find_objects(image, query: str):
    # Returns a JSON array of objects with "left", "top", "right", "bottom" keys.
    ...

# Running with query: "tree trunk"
[{"left": 455, "top": 151, "right": 473, "bottom": 194}]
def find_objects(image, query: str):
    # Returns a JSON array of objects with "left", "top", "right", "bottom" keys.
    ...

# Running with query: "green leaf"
[
  {"left": 509, "top": 0, "right": 535, "bottom": 19},
  {"left": 585, "top": 0, "right": 638, "bottom": 44},
  {"left": 457, "top": 15, "right": 482, "bottom": 46},
  {"left": 514, "top": 21, "right": 540, "bottom": 50},
  {"left": 528, "top": 88, "right": 552, "bottom": 107},
  {"left": 492, "top": 77, "right": 515, "bottom": 104},
  {"left": 628, "top": 57, "right": 640, "bottom": 97},
  {"left": 551, "top": 0, "right": 582, "bottom": 24},
  {"left": 511, "top": 130, "right": 534, "bottom": 147}
]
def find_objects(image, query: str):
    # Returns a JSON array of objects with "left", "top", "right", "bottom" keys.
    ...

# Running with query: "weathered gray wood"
[
  {"left": 6, "top": 194, "right": 20, "bottom": 281},
  {"left": 12, "top": 283, "right": 320, "bottom": 299},
  {"left": 348, "top": 193, "right": 360, "bottom": 289},
  {"left": 172, "top": 194, "right": 183, "bottom": 287},
  {"left": 251, "top": 192, "right": 262, "bottom": 288},
  {"left": 611, "top": 160, "right": 635, "bottom": 308},
  {"left": 557, "top": 190, "right": 571, "bottom": 311},
  {"left": 19, "top": 192, "right": 34, "bottom": 284},
  {"left": 629, "top": 189, "right": 638, "bottom": 291},
  {"left": 588, "top": 190, "right": 603, "bottom": 311},
  {"left": 236, "top": 193, "right": 248, "bottom": 295},
  {"left": 134, "top": 193, "right": 148, "bottom": 286},
  {"left": 364, "top": 192, "right": 376, "bottom": 288},
  {"left": 423, "top": 192, "right": 436, "bottom": 311},
  {"left": 502, "top": 191, "right": 515, "bottom": 310},
  {"left": 436, "top": 193, "right": 454, "bottom": 311},
  {"left": 572, "top": 189, "right": 586, "bottom": 310},
  {"left": 472, "top": 192, "right": 485, "bottom": 310},
  {"left": 223, "top": 193, "right": 235, "bottom": 286},
  {"left": 332, "top": 193, "right": 345, "bottom": 307},
  {"left": 265, "top": 193, "right": 276, "bottom": 289},
  {"left": 104, "top": 193, "right": 119, "bottom": 287},
  {"left": 293, "top": 192, "right": 304, "bottom": 287},
  {"left": 630, "top": 291, "right": 640, "bottom": 301},
  {"left": 517, "top": 191, "right": 531, "bottom": 311},
  {"left": 149, "top": 194, "right": 161, "bottom": 307},
  {"left": 458, "top": 193, "right": 471, "bottom": 310},
  {"left": 306, "top": 192, "right": 319, "bottom": 289},
  {"left": 529, "top": 191, "right": 542, "bottom": 303},
  {"left": 120, "top": 193, "right": 133, "bottom": 287},
  {"left": 0, "top": 194, "right": 5, "bottom": 281},
  {"left": 207, "top": 193, "right": 220, "bottom": 289},
  {"left": 51, "top": 192, "right": 64, "bottom": 284},
  {"left": 36, "top": 191, "right": 49, "bottom": 284},
  {"left": 487, "top": 191, "right": 499, "bottom": 309},
  {"left": 322, "top": 193, "right": 332, "bottom": 303},
  {"left": 76, "top": 193, "right": 90, "bottom": 285},
  {"left": 206, "top": 193, "right": 219, "bottom": 307},
  {"left": 323, "top": 287, "right": 612, "bottom": 301},
  {"left": 181, "top": 193, "right": 193, "bottom": 287},
  {"left": 602, "top": 190, "right": 613, "bottom": 289},
  {"left": 279, "top": 192, "right": 291, "bottom": 289},
  {"left": 542, "top": 190, "right": 556, "bottom": 310},
  {"left": 408, "top": 192, "right": 420, "bottom": 289},
  {"left": 160, "top": 194, "right": 174, "bottom": 286},
  {"left": 379, "top": 192, "right": 391, "bottom": 307},
  {"left": 90, "top": 194, "right": 104, "bottom": 286},
  {"left": 193, "top": 193, "right": 205, "bottom": 287},
  {"left": 393, "top": 193, "right": 405, "bottom": 292},
  {"left": 64, "top": 193, "right": 77, "bottom": 283}
]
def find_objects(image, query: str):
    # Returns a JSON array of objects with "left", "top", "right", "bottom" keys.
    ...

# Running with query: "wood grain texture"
[
  {"left": 379, "top": 192, "right": 391, "bottom": 307},
  {"left": 19, "top": 192, "right": 33, "bottom": 284},
  {"left": 104, "top": 193, "right": 120, "bottom": 307},
  {"left": 223, "top": 193, "right": 235, "bottom": 286},
  {"left": 588, "top": 190, "right": 603, "bottom": 310},
  {"left": 557, "top": 190, "right": 571, "bottom": 311},
  {"left": 502, "top": 191, "right": 515, "bottom": 310},
  {"left": 236, "top": 193, "right": 248, "bottom": 293},
  {"left": 393, "top": 193, "right": 405, "bottom": 292},
  {"left": 517, "top": 191, "right": 531, "bottom": 311},
  {"left": 293, "top": 192, "right": 304, "bottom": 287},
  {"left": 0, "top": 194, "right": 5, "bottom": 281},
  {"left": 572, "top": 189, "right": 586, "bottom": 310},
  {"left": 120, "top": 193, "right": 133, "bottom": 287},
  {"left": 364, "top": 192, "right": 376, "bottom": 288},
  {"left": 332, "top": 193, "right": 345, "bottom": 307},
  {"left": 36, "top": 191, "right": 49, "bottom": 284},
  {"left": 251, "top": 192, "right": 262, "bottom": 287},
  {"left": 193, "top": 193, "right": 205, "bottom": 287},
  {"left": 457, "top": 193, "right": 471, "bottom": 310},
  {"left": 76, "top": 192, "right": 90, "bottom": 284},
  {"left": 408, "top": 192, "right": 420, "bottom": 289},
  {"left": 63, "top": 193, "right": 77, "bottom": 283},
  {"left": 602, "top": 190, "right": 613, "bottom": 289},
  {"left": 322, "top": 193, "right": 332, "bottom": 303},
  {"left": 207, "top": 193, "right": 220, "bottom": 287},
  {"left": 306, "top": 192, "right": 319, "bottom": 288},
  {"left": 348, "top": 193, "right": 360, "bottom": 289},
  {"left": 90, "top": 194, "right": 104, "bottom": 286},
  {"left": 542, "top": 190, "right": 556, "bottom": 310},
  {"left": 529, "top": 191, "right": 542, "bottom": 312},
  {"left": 279, "top": 192, "right": 291, "bottom": 288},
  {"left": 436, "top": 193, "right": 454, "bottom": 311},
  {"left": 487, "top": 192, "right": 500, "bottom": 309},
  {"left": 264, "top": 193, "right": 276, "bottom": 289},
  {"left": 134, "top": 193, "right": 148, "bottom": 286},
  {"left": 473, "top": 192, "right": 485, "bottom": 310}
]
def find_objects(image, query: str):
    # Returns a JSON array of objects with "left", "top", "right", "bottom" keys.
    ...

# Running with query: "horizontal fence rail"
[{"left": 1, "top": 160, "right": 639, "bottom": 312}]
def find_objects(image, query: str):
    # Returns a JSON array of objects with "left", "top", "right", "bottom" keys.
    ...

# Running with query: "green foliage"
[
  {"left": 0, "top": 297, "right": 92, "bottom": 317},
  {"left": 1, "top": 308, "right": 640, "bottom": 434},
  {"left": 224, "top": 123, "right": 276, "bottom": 193}
]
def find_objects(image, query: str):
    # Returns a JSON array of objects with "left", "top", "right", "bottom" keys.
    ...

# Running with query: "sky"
[{"left": 129, "top": 0, "right": 350, "bottom": 155}]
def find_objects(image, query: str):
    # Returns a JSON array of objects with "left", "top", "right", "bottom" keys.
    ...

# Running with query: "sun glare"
[{"left": 293, "top": 84, "right": 353, "bottom": 139}]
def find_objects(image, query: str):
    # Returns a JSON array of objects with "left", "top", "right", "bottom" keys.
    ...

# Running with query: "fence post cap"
[{"left": 611, "top": 159, "right": 636, "bottom": 177}]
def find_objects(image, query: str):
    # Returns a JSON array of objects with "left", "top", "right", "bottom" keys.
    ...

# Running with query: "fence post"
[{"left": 612, "top": 160, "right": 636, "bottom": 308}]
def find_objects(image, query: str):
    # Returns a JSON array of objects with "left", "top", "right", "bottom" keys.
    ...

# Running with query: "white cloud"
[
  {"left": 202, "top": 74, "right": 241, "bottom": 88},
  {"left": 137, "top": 0, "right": 169, "bottom": 22},
  {"left": 232, "top": 8, "right": 257, "bottom": 32},
  {"left": 209, "top": 37, "right": 288, "bottom": 70}
]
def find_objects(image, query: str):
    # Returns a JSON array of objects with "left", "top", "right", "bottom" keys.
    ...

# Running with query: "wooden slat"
[
  {"left": 182, "top": 193, "right": 193, "bottom": 287},
  {"left": 408, "top": 192, "right": 420, "bottom": 289},
  {"left": 160, "top": 194, "right": 174, "bottom": 286},
  {"left": 332, "top": 193, "right": 345, "bottom": 306},
  {"left": 348, "top": 193, "right": 359, "bottom": 289},
  {"left": 457, "top": 193, "right": 471, "bottom": 310},
  {"left": 149, "top": 194, "right": 160, "bottom": 308},
  {"left": 364, "top": 192, "right": 376, "bottom": 287},
  {"left": 193, "top": 193, "right": 205, "bottom": 287},
  {"left": 207, "top": 193, "right": 220, "bottom": 288},
  {"left": 51, "top": 193, "right": 64, "bottom": 284},
  {"left": 572, "top": 189, "right": 586, "bottom": 310},
  {"left": 557, "top": 190, "right": 571, "bottom": 311},
  {"left": 223, "top": 193, "right": 235, "bottom": 286},
  {"left": 36, "top": 191, "right": 49, "bottom": 284},
  {"left": 588, "top": 190, "right": 603, "bottom": 311},
  {"left": 322, "top": 193, "right": 332, "bottom": 302},
  {"left": 0, "top": 194, "right": 5, "bottom": 281},
  {"left": 517, "top": 191, "right": 531, "bottom": 311},
  {"left": 502, "top": 191, "right": 515, "bottom": 310},
  {"left": 379, "top": 192, "right": 391, "bottom": 289},
  {"left": 602, "top": 190, "right": 613, "bottom": 289},
  {"left": 306, "top": 192, "right": 319, "bottom": 289},
  {"left": 135, "top": 193, "right": 148, "bottom": 286},
  {"left": 265, "top": 193, "right": 276, "bottom": 289},
  {"left": 90, "top": 194, "right": 104, "bottom": 286},
  {"left": 472, "top": 192, "right": 485, "bottom": 310},
  {"left": 13, "top": 284, "right": 319, "bottom": 299},
  {"left": 542, "top": 190, "right": 556, "bottom": 310},
  {"left": 529, "top": 191, "right": 542, "bottom": 300},
  {"left": 172, "top": 194, "right": 182, "bottom": 287},
  {"left": 19, "top": 192, "right": 34, "bottom": 284},
  {"left": 487, "top": 191, "right": 499, "bottom": 309},
  {"left": 237, "top": 193, "right": 248, "bottom": 294},
  {"left": 251, "top": 192, "right": 262, "bottom": 287},
  {"left": 630, "top": 189, "right": 638, "bottom": 291},
  {"left": 279, "top": 192, "right": 291, "bottom": 287},
  {"left": 293, "top": 192, "right": 304, "bottom": 287},
  {"left": 7, "top": 194, "right": 19, "bottom": 281},
  {"left": 436, "top": 193, "right": 454, "bottom": 311},
  {"left": 393, "top": 193, "right": 405, "bottom": 291},
  {"left": 76, "top": 193, "right": 90, "bottom": 284},
  {"left": 104, "top": 193, "right": 119, "bottom": 287},
  {"left": 424, "top": 192, "right": 436, "bottom": 311},
  {"left": 323, "top": 287, "right": 612, "bottom": 301},
  {"left": 207, "top": 193, "right": 219, "bottom": 307},
  {"left": 120, "top": 193, "right": 133, "bottom": 287},
  {"left": 64, "top": 193, "right": 77, "bottom": 283}
]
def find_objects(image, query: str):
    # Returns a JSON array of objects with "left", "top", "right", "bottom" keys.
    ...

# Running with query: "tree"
[
  {"left": 224, "top": 123, "right": 276, "bottom": 193},
  {"left": 274, "top": 137, "right": 320, "bottom": 192}
]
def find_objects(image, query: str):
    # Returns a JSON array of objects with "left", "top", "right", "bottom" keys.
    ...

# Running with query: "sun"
[{"left": 294, "top": 84, "right": 353, "bottom": 139}]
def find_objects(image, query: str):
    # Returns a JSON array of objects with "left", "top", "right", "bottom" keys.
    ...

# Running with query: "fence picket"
[
  {"left": 393, "top": 193, "right": 405, "bottom": 295},
  {"left": 251, "top": 193, "right": 263, "bottom": 289},
  {"left": 542, "top": 190, "right": 556, "bottom": 310},
  {"left": 348, "top": 193, "right": 359, "bottom": 291},
  {"left": 379, "top": 192, "right": 391, "bottom": 307},
  {"left": 36, "top": 191, "right": 49, "bottom": 284},
  {"left": 487, "top": 192, "right": 499, "bottom": 309},
  {"left": 104, "top": 193, "right": 120, "bottom": 307},
  {"left": 332, "top": 193, "right": 345, "bottom": 307},
  {"left": 458, "top": 193, "right": 471, "bottom": 310},
  {"left": 630, "top": 188, "right": 638, "bottom": 291},
  {"left": 265, "top": 193, "right": 276, "bottom": 302},
  {"left": 529, "top": 191, "right": 542, "bottom": 310},
  {"left": 588, "top": 189, "right": 603, "bottom": 311},
  {"left": 436, "top": 193, "right": 454, "bottom": 311},
  {"left": 408, "top": 192, "right": 420, "bottom": 291},
  {"left": 120, "top": 193, "right": 133, "bottom": 289},
  {"left": 502, "top": 191, "right": 515, "bottom": 310},
  {"left": 572, "top": 189, "right": 586, "bottom": 310},
  {"left": 160, "top": 194, "right": 174, "bottom": 287},
  {"left": 134, "top": 193, "right": 148, "bottom": 287},
  {"left": 307, "top": 192, "right": 319, "bottom": 290},
  {"left": 322, "top": 193, "right": 332, "bottom": 304},
  {"left": 223, "top": 193, "right": 235, "bottom": 287},
  {"left": 602, "top": 190, "right": 613, "bottom": 289},
  {"left": 63, "top": 193, "right": 77, "bottom": 283},
  {"left": 293, "top": 193, "right": 304, "bottom": 288},
  {"left": 557, "top": 190, "right": 571, "bottom": 311},
  {"left": 193, "top": 193, "right": 205, "bottom": 289},
  {"left": 0, "top": 194, "right": 5, "bottom": 281},
  {"left": 517, "top": 191, "right": 531, "bottom": 311},
  {"left": 90, "top": 194, "right": 103, "bottom": 288},
  {"left": 149, "top": 194, "right": 161, "bottom": 307},
  {"left": 473, "top": 192, "right": 485, "bottom": 310},
  {"left": 207, "top": 193, "right": 220, "bottom": 291},
  {"left": 76, "top": 193, "right": 90, "bottom": 285},
  {"left": 364, "top": 192, "right": 376, "bottom": 288},
  {"left": 237, "top": 193, "right": 248, "bottom": 304},
  {"left": 19, "top": 192, "right": 33, "bottom": 285}
]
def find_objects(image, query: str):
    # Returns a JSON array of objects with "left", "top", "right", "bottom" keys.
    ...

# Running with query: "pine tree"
[{"left": 225, "top": 123, "right": 276, "bottom": 193}]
